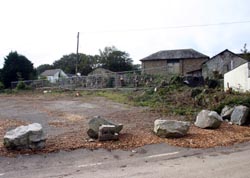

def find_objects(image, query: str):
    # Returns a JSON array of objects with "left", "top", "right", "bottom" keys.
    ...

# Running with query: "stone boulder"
[
  {"left": 87, "top": 116, "right": 123, "bottom": 139},
  {"left": 98, "top": 125, "right": 119, "bottom": 141},
  {"left": 230, "top": 105, "right": 250, "bottom": 125},
  {"left": 154, "top": 120, "right": 190, "bottom": 138},
  {"left": 195, "top": 110, "right": 222, "bottom": 129},
  {"left": 221, "top": 105, "right": 234, "bottom": 120},
  {"left": 4, "top": 123, "right": 46, "bottom": 150}
]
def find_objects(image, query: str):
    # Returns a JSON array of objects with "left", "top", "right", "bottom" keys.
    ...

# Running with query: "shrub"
[
  {"left": 212, "top": 94, "right": 250, "bottom": 113},
  {"left": 0, "top": 82, "right": 4, "bottom": 90},
  {"left": 16, "top": 81, "right": 27, "bottom": 90}
]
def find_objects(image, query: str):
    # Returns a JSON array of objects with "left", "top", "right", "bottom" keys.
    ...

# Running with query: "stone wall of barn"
[
  {"left": 141, "top": 60, "right": 168, "bottom": 75},
  {"left": 182, "top": 58, "right": 208, "bottom": 75},
  {"left": 202, "top": 51, "right": 247, "bottom": 79},
  {"left": 141, "top": 58, "right": 208, "bottom": 76}
]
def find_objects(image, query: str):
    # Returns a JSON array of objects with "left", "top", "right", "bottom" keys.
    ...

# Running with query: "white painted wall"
[
  {"left": 47, "top": 70, "right": 68, "bottom": 83},
  {"left": 224, "top": 62, "right": 250, "bottom": 92}
]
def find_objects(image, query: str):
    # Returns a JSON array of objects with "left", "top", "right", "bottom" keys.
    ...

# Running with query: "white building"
[
  {"left": 224, "top": 62, "right": 250, "bottom": 92},
  {"left": 40, "top": 69, "right": 68, "bottom": 83}
]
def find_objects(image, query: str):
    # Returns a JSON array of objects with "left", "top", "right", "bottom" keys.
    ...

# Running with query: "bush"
[
  {"left": 16, "top": 81, "right": 27, "bottom": 90},
  {"left": 169, "top": 75, "right": 183, "bottom": 85},
  {"left": 0, "top": 82, "right": 4, "bottom": 90},
  {"left": 212, "top": 94, "right": 250, "bottom": 113}
]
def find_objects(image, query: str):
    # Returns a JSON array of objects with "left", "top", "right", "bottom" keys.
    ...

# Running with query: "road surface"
[{"left": 1, "top": 142, "right": 250, "bottom": 178}]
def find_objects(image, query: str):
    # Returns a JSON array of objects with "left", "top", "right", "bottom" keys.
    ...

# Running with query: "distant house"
[
  {"left": 87, "top": 68, "right": 115, "bottom": 88},
  {"left": 88, "top": 68, "right": 114, "bottom": 77},
  {"left": 202, "top": 49, "right": 248, "bottom": 79},
  {"left": 140, "top": 49, "right": 209, "bottom": 76},
  {"left": 224, "top": 62, "right": 250, "bottom": 92},
  {"left": 40, "top": 69, "right": 68, "bottom": 83}
]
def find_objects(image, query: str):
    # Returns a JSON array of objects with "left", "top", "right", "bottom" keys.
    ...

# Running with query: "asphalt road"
[{"left": 1, "top": 142, "right": 250, "bottom": 178}]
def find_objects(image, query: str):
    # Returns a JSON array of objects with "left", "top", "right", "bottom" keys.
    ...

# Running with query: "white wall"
[
  {"left": 47, "top": 75, "right": 56, "bottom": 83},
  {"left": 59, "top": 70, "right": 68, "bottom": 78},
  {"left": 47, "top": 70, "right": 68, "bottom": 83},
  {"left": 224, "top": 62, "right": 250, "bottom": 92}
]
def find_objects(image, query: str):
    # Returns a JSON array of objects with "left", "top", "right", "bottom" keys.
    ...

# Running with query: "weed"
[{"left": 212, "top": 94, "right": 250, "bottom": 113}]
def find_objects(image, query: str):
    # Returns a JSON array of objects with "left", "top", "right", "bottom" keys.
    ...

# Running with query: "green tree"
[
  {"left": 0, "top": 69, "right": 3, "bottom": 83},
  {"left": 2, "top": 51, "right": 35, "bottom": 88},
  {"left": 133, "top": 64, "right": 141, "bottom": 70},
  {"left": 241, "top": 43, "right": 248, "bottom": 53},
  {"left": 78, "top": 55, "right": 94, "bottom": 75},
  {"left": 36, "top": 64, "right": 53, "bottom": 75},
  {"left": 99, "top": 46, "right": 133, "bottom": 72},
  {"left": 53, "top": 53, "right": 98, "bottom": 75},
  {"left": 53, "top": 53, "right": 76, "bottom": 74},
  {"left": 241, "top": 43, "right": 250, "bottom": 60}
]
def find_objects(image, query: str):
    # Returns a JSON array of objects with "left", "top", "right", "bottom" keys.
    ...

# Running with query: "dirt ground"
[{"left": 1, "top": 92, "right": 250, "bottom": 157}]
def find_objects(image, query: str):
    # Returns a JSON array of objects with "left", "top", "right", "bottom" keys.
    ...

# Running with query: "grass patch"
[{"left": 79, "top": 90, "right": 131, "bottom": 104}]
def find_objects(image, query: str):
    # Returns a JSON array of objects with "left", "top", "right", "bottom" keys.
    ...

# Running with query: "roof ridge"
[{"left": 140, "top": 48, "right": 209, "bottom": 61}]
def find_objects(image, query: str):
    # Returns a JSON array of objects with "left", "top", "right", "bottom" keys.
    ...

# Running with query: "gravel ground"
[{"left": 1, "top": 93, "right": 250, "bottom": 157}]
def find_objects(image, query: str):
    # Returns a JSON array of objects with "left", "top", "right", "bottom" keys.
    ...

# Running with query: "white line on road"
[
  {"left": 146, "top": 151, "right": 179, "bottom": 159},
  {"left": 78, "top": 162, "right": 102, "bottom": 168},
  {"left": 77, "top": 152, "right": 179, "bottom": 169},
  {"left": 0, "top": 173, "right": 5, "bottom": 176}
]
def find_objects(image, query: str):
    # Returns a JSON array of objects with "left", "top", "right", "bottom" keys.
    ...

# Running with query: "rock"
[
  {"left": 154, "top": 120, "right": 190, "bottom": 138},
  {"left": 98, "top": 125, "right": 119, "bottom": 141},
  {"left": 87, "top": 116, "right": 123, "bottom": 139},
  {"left": 195, "top": 110, "right": 223, "bottom": 129},
  {"left": 3, "top": 123, "right": 46, "bottom": 150},
  {"left": 230, "top": 105, "right": 250, "bottom": 125},
  {"left": 221, "top": 105, "right": 234, "bottom": 120}
]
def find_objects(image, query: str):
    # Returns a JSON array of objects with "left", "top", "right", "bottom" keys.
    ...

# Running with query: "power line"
[{"left": 82, "top": 20, "right": 250, "bottom": 34}]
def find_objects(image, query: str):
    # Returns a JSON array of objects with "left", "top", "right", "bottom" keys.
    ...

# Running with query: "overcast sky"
[{"left": 0, "top": 0, "right": 250, "bottom": 68}]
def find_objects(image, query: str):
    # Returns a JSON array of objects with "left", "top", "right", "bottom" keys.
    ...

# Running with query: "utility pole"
[{"left": 76, "top": 32, "right": 80, "bottom": 74}]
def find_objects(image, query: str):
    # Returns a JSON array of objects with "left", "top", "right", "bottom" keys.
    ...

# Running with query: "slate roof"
[
  {"left": 210, "top": 49, "right": 236, "bottom": 59},
  {"left": 203, "top": 49, "right": 248, "bottom": 65},
  {"left": 140, "top": 49, "right": 209, "bottom": 61},
  {"left": 40, "top": 69, "right": 61, "bottom": 76},
  {"left": 237, "top": 53, "right": 250, "bottom": 61}
]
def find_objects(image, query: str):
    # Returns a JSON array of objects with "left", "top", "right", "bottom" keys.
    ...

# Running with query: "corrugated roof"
[
  {"left": 40, "top": 69, "right": 61, "bottom": 76},
  {"left": 140, "top": 49, "right": 209, "bottom": 61}
]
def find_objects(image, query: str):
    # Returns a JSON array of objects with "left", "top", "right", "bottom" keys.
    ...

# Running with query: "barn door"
[{"left": 167, "top": 60, "right": 180, "bottom": 74}]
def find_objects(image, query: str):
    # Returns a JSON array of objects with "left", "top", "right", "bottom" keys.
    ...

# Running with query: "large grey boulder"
[
  {"left": 87, "top": 116, "right": 123, "bottom": 139},
  {"left": 221, "top": 105, "right": 234, "bottom": 120},
  {"left": 154, "top": 120, "right": 190, "bottom": 138},
  {"left": 195, "top": 110, "right": 223, "bottom": 129},
  {"left": 231, "top": 105, "right": 250, "bottom": 125},
  {"left": 4, "top": 123, "right": 46, "bottom": 150}
]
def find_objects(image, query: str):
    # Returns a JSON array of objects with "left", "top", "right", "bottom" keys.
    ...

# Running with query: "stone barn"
[
  {"left": 202, "top": 49, "right": 248, "bottom": 79},
  {"left": 140, "top": 49, "right": 209, "bottom": 76}
]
